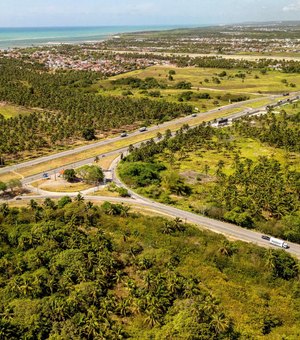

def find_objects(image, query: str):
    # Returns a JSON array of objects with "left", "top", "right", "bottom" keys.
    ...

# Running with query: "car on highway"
[
  {"left": 120, "top": 132, "right": 127, "bottom": 137},
  {"left": 139, "top": 127, "right": 147, "bottom": 132},
  {"left": 191, "top": 113, "right": 197, "bottom": 117},
  {"left": 261, "top": 235, "right": 270, "bottom": 241}
]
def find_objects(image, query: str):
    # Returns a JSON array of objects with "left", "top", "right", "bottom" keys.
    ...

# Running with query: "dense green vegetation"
[
  {"left": 111, "top": 76, "right": 166, "bottom": 89},
  {"left": 178, "top": 57, "right": 300, "bottom": 73},
  {"left": 0, "top": 199, "right": 300, "bottom": 338},
  {"left": 235, "top": 111, "right": 300, "bottom": 152},
  {"left": 119, "top": 111, "right": 300, "bottom": 242},
  {"left": 0, "top": 58, "right": 192, "bottom": 161}
]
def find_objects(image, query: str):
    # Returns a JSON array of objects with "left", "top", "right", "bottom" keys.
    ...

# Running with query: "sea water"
[{"left": 0, "top": 25, "right": 197, "bottom": 49}]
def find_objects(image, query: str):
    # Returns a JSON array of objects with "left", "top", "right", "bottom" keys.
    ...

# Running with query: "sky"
[{"left": 0, "top": 0, "right": 300, "bottom": 27}]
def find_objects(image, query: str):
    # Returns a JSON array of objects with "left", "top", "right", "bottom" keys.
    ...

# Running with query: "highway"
[
  {"left": 0, "top": 94, "right": 296, "bottom": 176},
  {"left": 9, "top": 190, "right": 300, "bottom": 259},
  {"left": 3, "top": 93, "right": 299, "bottom": 187},
  {"left": 1, "top": 93, "right": 300, "bottom": 259},
  {"left": 109, "top": 154, "right": 300, "bottom": 259}
]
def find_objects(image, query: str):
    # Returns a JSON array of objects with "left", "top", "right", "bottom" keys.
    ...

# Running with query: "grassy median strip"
[{"left": 0, "top": 103, "right": 268, "bottom": 183}]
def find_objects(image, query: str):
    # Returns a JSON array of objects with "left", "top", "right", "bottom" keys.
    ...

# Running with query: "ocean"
[{"left": 0, "top": 25, "right": 197, "bottom": 50}]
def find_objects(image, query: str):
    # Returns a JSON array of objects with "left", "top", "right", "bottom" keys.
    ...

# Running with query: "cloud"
[{"left": 283, "top": 1, "right": 300, "bottom": 12}]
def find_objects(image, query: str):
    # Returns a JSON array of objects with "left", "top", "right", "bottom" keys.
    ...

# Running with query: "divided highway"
[
  {"left": 0, "top": 94, "right": 297, "bottom": 176},
  {"left": 1, "top": 93, "right": 300, "bottom": 259}
]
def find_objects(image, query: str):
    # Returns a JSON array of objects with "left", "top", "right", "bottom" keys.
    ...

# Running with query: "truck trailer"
[{"left": 269, "top": 237, "right": 289, "bottom": 249}]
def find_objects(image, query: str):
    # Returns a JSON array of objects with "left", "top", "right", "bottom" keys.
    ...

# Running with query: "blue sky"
[{"left": 0, "top": 0, "right": 300, "bottom": 27}]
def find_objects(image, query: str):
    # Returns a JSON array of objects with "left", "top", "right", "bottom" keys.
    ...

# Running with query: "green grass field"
[
  {"left": 172, "top": 137, "right": 300, "bottom": 178},
  {"left": 0, "top": 103, "right": 32, "bottom": 118},
  {"left": 96, "top": 86, "right": 260, "bottom": 112},
  {"left": 280, "top": 101, "right": 300, "bottom": 115},
  {"left": 108, "top": 65, "right": 300, "bottom": 94}
]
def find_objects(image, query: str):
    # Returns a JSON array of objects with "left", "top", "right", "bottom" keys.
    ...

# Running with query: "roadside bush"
[
  {"left": 63, "top": 169, "right": 76, "bottom": 182},
  {"left": 119, "top": 162, "right": 166, "bottom": 187},
  {"left": 118, "top": 187, "right": 131, "bottom": 197},
  {"left": 224, "top": 208, "right": 254, "bottom": 228}
]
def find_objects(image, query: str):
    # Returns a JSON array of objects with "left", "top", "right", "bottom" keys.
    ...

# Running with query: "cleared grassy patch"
[
  {"left": 30, "top": 179, "right": 93, "bottom": 193},
  {"left": 97, "top": 85, "right": 259, "bottom": 111},
  {"left": 174, "top": 137, "right": 300, "bottom": 179},
  {"left": 280, "top": 101, "right": 300, "bottom": 115},
  {"left": 109, "top": 65, "right": 300, "bottom": 94},
  {"left": 0, "top": 103, "right": 33, "bottom": 118},
  {"left": 94, "top": 154, "right": 118, "bottom": 170},
  {"left": 92, "top": 187, "right": 120, "bottom": 197}
]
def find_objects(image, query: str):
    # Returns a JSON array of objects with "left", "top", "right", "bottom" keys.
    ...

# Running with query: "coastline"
[{"left": 0, "top": 25, "right": 197, "bottom": 50}]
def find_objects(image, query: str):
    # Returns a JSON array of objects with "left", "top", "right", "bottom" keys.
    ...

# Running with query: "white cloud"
[{"left": 283, "top": 1, "right": 300, "bottom": 12}]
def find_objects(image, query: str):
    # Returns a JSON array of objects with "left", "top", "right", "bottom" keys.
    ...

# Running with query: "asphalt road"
[
  {"left": 109, "top": 155, "right": 300, "bottom": 259},
  {"left": 9, "top": 192, "right": 300, "bottom": 259},
  {"left": 16, "top": 92, "right": 299, "bottom": 185},
  {"left": 0, "top": 94, "right": 295, "bottom": 176},
  {"left": 2, "top": 93, "right": 300, "bottom": 259},
  {"left": 3, "top": 93, "right": 298, "bottom": 187}
]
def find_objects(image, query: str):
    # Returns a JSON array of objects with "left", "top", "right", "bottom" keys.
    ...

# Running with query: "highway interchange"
[{"left": 1, "top": 92, "right": 300, "bottom": 258}]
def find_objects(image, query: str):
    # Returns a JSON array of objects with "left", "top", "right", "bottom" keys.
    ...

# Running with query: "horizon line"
[
  {"left": 0, "top": 20, "right": 299, "bottom": 30},
  {"left": 0, "top": 24, "right": 212, "bottom": 29},
  {"left": 0, "top": 20, "right": 300, "bottom": 29}
]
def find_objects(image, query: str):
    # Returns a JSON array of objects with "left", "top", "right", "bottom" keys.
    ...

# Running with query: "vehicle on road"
[
  {"left": 120, "top": 132, "right": 127, "bottom": 137},
  {"left": 139, "top": 127, "right": 147, "bottom": 132},
  {"left": 15, "top": 197, "right": 22, "bottom": 200},
  {"left": 269, "top": 237, "right": 289, "bottom": 249},
  {"left": 261, "top": 235, "right": 270, "bottom": 241},
  {"left": 217, "top": 118, "right": 229, "bottom": 126},
  {"left": 191, "top": 113, "right": 197, "bottom": 117},
  {"left": 43, "top": 173, "right": 49, "bottom": 178}
]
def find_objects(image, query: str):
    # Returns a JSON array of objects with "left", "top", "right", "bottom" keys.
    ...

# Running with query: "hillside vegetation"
[{"left": 0, "top": 199, "right": 299, "bottom": 338}]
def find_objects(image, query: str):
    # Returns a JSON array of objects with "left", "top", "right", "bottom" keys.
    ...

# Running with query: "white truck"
[{"left": 269, "top": 237, "right": 289, "bottom": 249}]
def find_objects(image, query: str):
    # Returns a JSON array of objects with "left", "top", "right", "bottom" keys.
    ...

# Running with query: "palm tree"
[
  {"left": 210, "top": 312, "right": 230, "bottom": 333},
  {"left": 265, "top": 249, "right": 276, "bottom": 270},
  {"left": 0, "top": 203, "right": 9, "bottom": 217},
  {"left": 120, "top": 205, "right": 130, "bottom": 217},
  {"left": 144, "top": 307, "right": 161, "bottom": 328},
  {"left": 113, "top": 270, "right": 124, "bottom": 284},
  {"left": 173, "top": 217, "right": 184, "bottom": 231},
  {"left": 218, "top": 240, "right": 234, "bottom": 256},
  {"left": 29, "top": 199, "right": 38, "bottom": 210},
  {"left": 19, "top": 276, "right": 34, "bottom": 297},
  {"left": 116, "top": 298, "right": 131, "bottom": 317},
  {"left": 132, "top": 298, "right": 144, "bottom": 315},
  {"left": 83, "top": 307, "right": 102, "bottom": 339},
  {"left": 161, "top": 221, "right": 175, "bottom": 234},
  {"left": 75, "top": 193, "right": 84, "bottom": 202}
]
